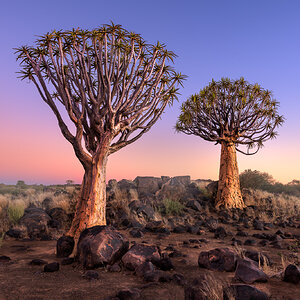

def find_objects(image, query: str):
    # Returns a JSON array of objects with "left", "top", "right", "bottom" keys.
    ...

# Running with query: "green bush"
[
  {"left": 7, "top": 202, "right": 25, "bottom": 224},
  {"left": 162, "top": 198, "right": 184, "bottom": 216}
]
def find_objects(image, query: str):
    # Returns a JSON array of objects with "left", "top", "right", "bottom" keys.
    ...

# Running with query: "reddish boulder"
[
  {"left": 77, "top": 226, "right": 128, "bottom": 269},
  {"left": 198, "top": 248, "right": 237, "bottom": 272},
  {"left": 122, "top": 243, "right": 160, "bottom": 271},
  {"left": 224, "top": 284, "right": 269, "bottom": 300},
  {"left": 234, "top": 258, "right": 268, "bottom": 284},
  {"left": 283, "top": 264, "right": 300, "bottom": 284}
]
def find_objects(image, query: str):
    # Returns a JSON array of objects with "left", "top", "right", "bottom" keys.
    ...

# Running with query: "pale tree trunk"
[
  {"left": 67, "top": 152, "right": 108, "bottom": 241},
  {"left": 215, "top": 141, "right": 245, "bottom": 209}
]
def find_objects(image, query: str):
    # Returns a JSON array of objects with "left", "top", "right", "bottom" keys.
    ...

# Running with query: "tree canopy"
[
  {"left": 176, "top": 77, "right": 284, "bottom": 155},
  {"left": 15, "top": 23, "right": 185, "bottom": 168}
]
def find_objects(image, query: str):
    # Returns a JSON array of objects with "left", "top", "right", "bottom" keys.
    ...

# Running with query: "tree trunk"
[
  {"left": 67, "top": 152, "right": 108, "bottom": 240},
  {"left": 215, "top": 141, "right": 245, "bottom": 209}
]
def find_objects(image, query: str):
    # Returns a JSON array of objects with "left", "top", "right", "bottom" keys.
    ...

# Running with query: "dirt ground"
[{"left": 0, "top": 226, "right": 300, "bottom": 300}]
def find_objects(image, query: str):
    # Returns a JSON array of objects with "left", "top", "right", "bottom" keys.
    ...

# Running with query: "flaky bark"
[
  {"left": 68, "top": 152, "right": 108, "bottom": 240},
  {"left": 216, "top": 141, "right": 245, "bottom": 209}
]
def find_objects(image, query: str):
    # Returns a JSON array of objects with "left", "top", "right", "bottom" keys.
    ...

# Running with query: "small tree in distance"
[
  {"left": 176, "top": 78, "right": 284, "bottom": 209},
  {"left": 15, "top": 23, "right": 185, "bottom": 239}
]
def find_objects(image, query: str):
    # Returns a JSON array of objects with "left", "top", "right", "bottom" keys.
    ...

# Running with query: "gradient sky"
[{"left": 0, "top": 0, "right": 299, "bottom": 185}]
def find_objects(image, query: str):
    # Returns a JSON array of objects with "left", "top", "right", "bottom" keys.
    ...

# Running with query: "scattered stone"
[
  {"left": 234, "top": 258, "right": 268, "bottom": 284},
  {"left": 107, "top": 263, "right": 121, "bottom": 272},
  {"left": 186, "top": 200, "right": 202, "bottom": 212},
  {"left": 198, "top": 248, "right": 237, "bottom": 272},
  {"left": 187, "top": 225, "right": 200, "bottom": 234},
  {"left": 29, "top": 259, "right": 47, "bottom": 265},
  {"left": 244, "top": 239, "right": 257, "bottom": 246},
  {"left": 214, "top": 226, "right": 227, "bottom": 239},
  {"left": 253, "top": 219, "right": 264, "bottom": 230},
  {"left": 116, "top": 288, "right": 141, "bottom": 300},
  {"left": 224, "top": 284, "right": 269, "bottom": 300},
  {"left": 44, "top": 262, "right": 59, "bottom": 272},
  {"left": 236, "top": 230, "right": 248, "bottom": 237},
  {"left": 47, "top": 207, "right": 69, "bottom": 229},
  {"left": 172, "top": 273, "right": 186, "bottom": 286},
  {"left": 5, "top": 228, "right": 23, "bottom": 239},
  {"left": 83, "top": 270, "right": 99, "bottom": 280},
  {"left": 122, "top": 243, "right": 160, "bottom": 271},
  {"left": 0, "top": 255, "right": 11, "bottom": 262},
  {"left": 135, "top": 261, "right": 155, "bottom": 277},
  {"left": 77, "top": 226, "right": 128, "bottom": 269},
  {"left": 283, "top": 264, "right": 300, "bottom": 284},
  {"left": 173, "top": 226, "right": 186, "bottom": 233},
  {"left": 129, "top": 228, "right": 144, "bottom": 238},
  {"left": 151, "top": 254, "right": 173, "bottom": 271},
  {"left": 56, "top": 236, "right": 74, "bottom": 258}
]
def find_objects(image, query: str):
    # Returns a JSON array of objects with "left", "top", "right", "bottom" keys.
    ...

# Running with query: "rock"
[
  {"left": 48, "top": 207, "right": 69, "bottom": 229},
  {"left": 129, "top": 228, "right": 144, "bottom": 238},
  {"left": 122, "top": 244, "right": 160, "bottom": 271},
  {"left": 5, "top": 228, "right": 23, "bottom": 239},
  {"left": 44, "top": 262, "right": 59, "bottom": 272},
  {"left": 253, "top": 219, "right": 264, "bottom": 230},
  {"left": 29, "top": 259, "right": 47, "bottom": 265},
  {"left": 0, "top": 255, "right": 11, "bottom": 262},
  {"left": 244, "top": 239, "right": 257, "bottom": 246},
  {"left": 61, "top": 257, "right": 74, "bottom": 265},
  {"left": 77, "top": 226, "right": 128, "bottom": 269},
  {"left": 186, "top": 200, "right": 202, "bottom": 212},
  {"left": 234, "top": 258, "right": 268, "bottom": 284},
  {"left": 41, "top": 197, "right": 54, "bottom": 211},
  {"left": 151, "top": 254, "right": 173, "bottom": 271},
  {"left": 56, "top": 236, "right": 75, "bottom": 258},
  {"left": 214, "top": 226, "right": 227, "bottom": 239},
  {"left": 83, "top": 270, "right": 99, "bottom": 280},
  {"left": 244, "top": 250, "right": 271, "bottom": 266},
  {"left": 187, "top": 225, "right": 200, "bottom": 234},
  {"left": 135, "top": 261, "right": 155, "bottom": 277},
  {"left": 206, "top": 217, "right": 218, "bottom": 232},
  {"left": 224, "top": 284, "right": 269, "bottom": 300},
  {"left": 198, "top": 248, "right": 237, "bottom": 272},
  {"left": 107, "top": 263, "right": 121, "bottom": 272},
  {"left": 116, "top": 288, "right": 141, "bottom": 300},
  {"left": 283, "top": 264, "right": 300, "bottom": 284},
  {"left": 134, "top": 176, "right": 162, "bottom": 195},
  {"left": 236, "top": 230, "right": 248, "bottom": 237},
  {"left": 145, "top": 221, "right": 164, "bottom": 233},
  {"left": 173, "top": 226, "right": 187, "bottom": 233},
  {"left": 19, "top": 207, "right": 51, "bottom": 239}
]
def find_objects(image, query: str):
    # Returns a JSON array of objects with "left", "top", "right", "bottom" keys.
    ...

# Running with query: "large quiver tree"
[
  {"left": 15, "top": 24, "right": 185, "bottom": 239},
  {"left": 176, "top": 78, "right": 283, "bottom": 209}
]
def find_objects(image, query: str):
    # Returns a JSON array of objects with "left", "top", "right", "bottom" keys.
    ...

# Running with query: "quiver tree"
[
  {"left": 176, "top": 78, "right": 284, "bottom": 209},
  {"left": 15, "top": 23, "right": 185, "bottom": 239}
]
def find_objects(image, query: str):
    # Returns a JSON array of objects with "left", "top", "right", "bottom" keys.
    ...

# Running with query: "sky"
[{"left": 0, "top": 0, "right": 299, "bottom": 185}]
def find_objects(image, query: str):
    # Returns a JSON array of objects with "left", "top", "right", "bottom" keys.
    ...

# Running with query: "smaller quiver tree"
[
  {"left": 176, "top": 78, "right": 284, "bottom": 209},
  {"left": 15, "top": 24, "right": 185, "bottom": 239}
]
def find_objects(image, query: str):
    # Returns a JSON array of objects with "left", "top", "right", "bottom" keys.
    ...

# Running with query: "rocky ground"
[{"left": 0, "top": 176, "right": 299, "bottom": 299}]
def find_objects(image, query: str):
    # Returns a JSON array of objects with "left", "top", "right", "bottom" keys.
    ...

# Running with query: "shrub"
[
  {"left": 240, "top": 169, "right": 274, "bottom": 190},
  {"left": 162, "top": 198, "right": 184, "bottom": 216},
  {"left": 7, "top": 201, "right": 25, "bottom": 224}
]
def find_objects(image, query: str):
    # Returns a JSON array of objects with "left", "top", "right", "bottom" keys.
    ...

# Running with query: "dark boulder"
[
  {"left": 134, "top": 176, "right": 162, "bottom": 195},
  {"left": 48, "top": 207, "right": 69, "bottom": 229},
  {"left": 0, "top": 255, "right": 11, "bottom": 262},
  {"left": 129, "top": 228, "right": 144, "bottom": 238},
  {"left": 253, "top": 219, "right": 264, "bottom": 230},
  {"left": 44, "top": 262, "right": 59, "bottom": 272},
  {"left": 224, "top": 284, "right": 269, "bottom": 300},
  {"left": 198, "top": 248, "right": 237, "bottom": 272},
  {"left": 135, "top": 261, "right": 155, "bottom": 277},
  {"left": 283, "top": 264, "right": 300, "bottom": 284},
  {"left": 151, "top": 254, "right": 173, "bottom": 271},
  {"left": 116, "top": 288, "right": 141, "bottom": 300},
  {"left": 19, "top": 207, "right": 51, "bottom": 239},
  {"left": 244, "top": 250, "right": 271, "bottom": 266},
  {"left": 5, "top": 228, "right": 23, "bottom": 239},
  {"left": 56, "top": 236, "right": 74, "bottom": 258},
  {"left": 234, "top": 258, "right": 268, "bottom": 284},
  {"left": 214, "top": 226, "right": 227, "bottom": 239},
  {"left": 107, "top": 263, "right": 122, "bottom": 272},
  {"left": 244, "top": 239, "right": 257, "bottom": 246},
  {"left": 29, "top": 259, "right": 47, "bottom": 265},
  {"left": 77, "top": 226, "right": 128, "bottom": 269},
  {"left": 186, "top": 200, "right": 202, "bottom": 212},
  {"left": 122, "top": 243, "right": 160, "bottom": 271}
]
